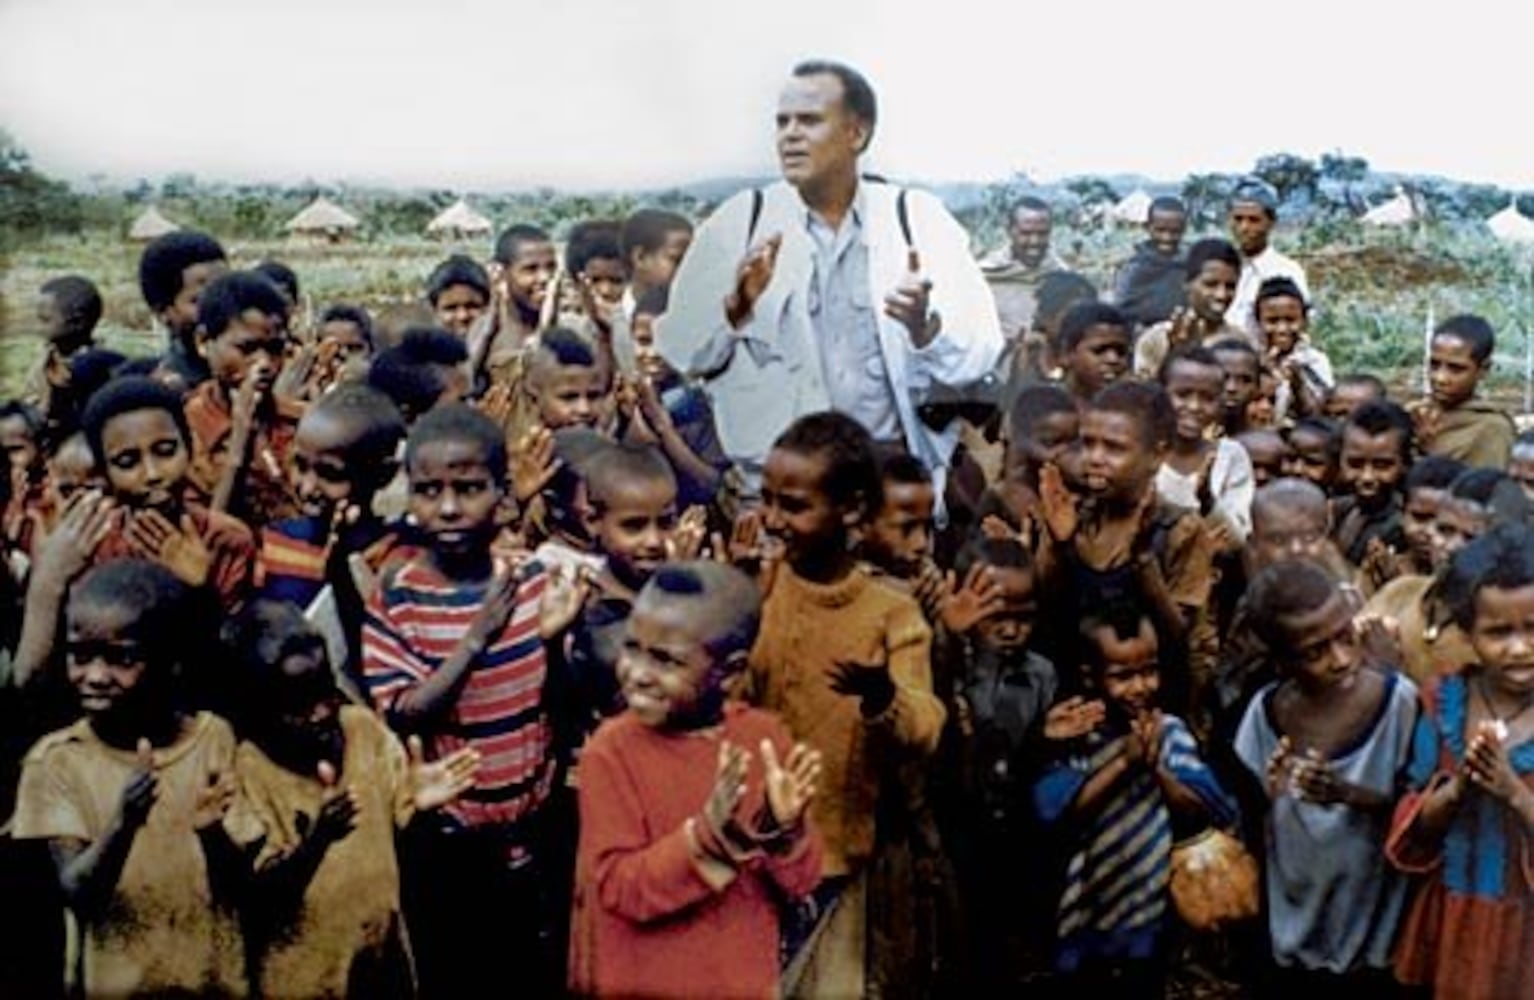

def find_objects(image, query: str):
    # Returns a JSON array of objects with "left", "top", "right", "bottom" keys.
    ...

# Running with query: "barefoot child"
[
  {"left": 12, "top": 560, "right": 246, "bottom": 997},
  {"left": 1388, "top": 523, "right": 1534, "bottom": 999},
  {"left": 223, "top": 600, "right": 479, "bottom": 997},
  {"left": 571, "top": 562, "right": 823, "bottom": 998},
  {"left": 1235, "top": 561, "right": 1423, "bottom": 992}
]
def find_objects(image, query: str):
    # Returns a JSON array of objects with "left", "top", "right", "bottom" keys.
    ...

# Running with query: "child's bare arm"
[
  {"left": 250, "top": 763, "right": 360, "bottom": 913},
  {"left": 10, "top": 492, "right": 113, "bottom": 688},
  {"left": 633, "top": 379, "right": 723, "bottom": 497},
  {"left": 388, "top": 570, "right": 523, "bottom": 726},
  {"left": 211, "top": 374, "right": 261, "bottom": 514},
  {"left": 51, "top": 741, "right": 157, "bottom": 917},
  {"left": 1068, "top": 745, "right": 1135, "bottom": 819}
]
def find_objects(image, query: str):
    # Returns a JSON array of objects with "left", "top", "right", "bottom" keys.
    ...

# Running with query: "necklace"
[{"left": 1476, "top": 674, "right": 1534, "bottom": 740}]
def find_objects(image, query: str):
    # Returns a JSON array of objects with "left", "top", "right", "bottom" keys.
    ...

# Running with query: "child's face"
[
  {"left": 434, "top": 284, "right": 488, "bottom": 339},
  {"left": 65, "top": 598, "right": 153, "bottom": 720},
  {"left": 1281, "top": 590, "right": 1362, "bottom": 692},
  {"left": 1469, "top": 584, "right": 1534, "bottom": 701},
  {"left": 592, "top": 478, "right": 678, "bottom": 590},
  {"left": 1250, "top": 503, "right": 1329, "bottom": 570},
  {"left": 631, "top": 230, "right": 692, "bottom": 292},
  {"left": 1146, "top": 209, "right": 1186, "bottom": 257},
  {"left": 1164, "top": 359, "right": 1222, "bottom": 443},
  {"left": 1079, "top": 410, "right": 1163, "bottom": 503},
  {"left": 47, "top": 441, "right": 99, "bottom": 512},
  {"left": 1323, "top": 382, "right": 1379, "bottom": 421},
  {"left": 1004, "top": 410, "right": 1079, "bottom": 484},
  {"left": 1213, "top": 350, "right": 1259, "bottom": 424},
  {"left": 319, "top": 319, "right": 372, "bottom": 363},
  {"left": 973, "top": 566, "right": 1037, "bottom": 652},
  {"left": 0, "top": 415, "right": 39, "bottom": 477},
  {"left": 1511, "top": 444, "right": 1534, "bottom": 504},
  {"left": 865, "top": 479, "right": 935, "bottom": 578},
  {"left": 507, "top": 241, "right": 558, "bottom": 312},
  {"left": 1187, "top": 260, "right": 1238, "bottom": 325},
  {"left": 1431, "top": 497, "right": 1488, "bottom": 569},
  {"left": 1282, "top": 429, "right": 1334, "bottom": 489},
  {"left": 1428, "top": 333, "right": 1483, "bottom": 408},
  {"left": 762, "top": 446, "right": 855, "bottom": 571},
  {"left": 1339, "top": 427, "right": 1406, "bottom": 509},
  {"left": 1402, "top": 487, "right": 1446, "bottom": 567},
  {"left": 1228, "top": 203, "right": 1273, "bottom": 257},
  {"left": 408, "top": 439, "right": 505, "bottom": 560},
  {"left": 204, "top": 308, "right": 287, "bottom": 394},
  {"left": 630, "top": 315, "right": 675, "bottom": 383},
  {"left": 1256, "top": 295, "right": 1305, "bottom": 356},
  {"left": 1064, "top": 325, "right": 1130, "bottom": 397},
  {"left": 270, "top": 641, "right": 345, "bottom": 766},
  {"left": 579, "top": 257, "right": 627, "bottom": 307},
  {"left": 290, "top": 411, "right": 359, "bottom": 520},
  {"left": 530, "top": 364, "right": 614, "bottom": 431},
  {"left": 36, "top": 292, "right": 68, "bottom": 341},
  {"left": 620, "top": 593, "right": 727, "bottom": 729},
  {"left": 101, "top": 408, "right": 190, "bottom": 510},
  {"left": 1237, "top": 432, "right": 1287, "bottom": 489},
  {"left": 1247, "top": 372, "right": 1279, "bottom": 428},
  {"left": 163, "top": 259, "right": 228, "bottom": 336},
  {"left": 1092, "top": 619, "right": 1160, "bottom": 716}
]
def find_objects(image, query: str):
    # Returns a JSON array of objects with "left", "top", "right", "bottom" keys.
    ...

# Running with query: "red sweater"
[{"left": 571, "top": 703, "right": 822, "bottom": 999}]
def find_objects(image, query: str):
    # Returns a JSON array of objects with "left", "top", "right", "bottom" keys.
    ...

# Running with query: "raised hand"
[
  {"left": 761, "top": 739, "right": 821, "bottom": 830},
  {"left": 938, "top": 563, "right": 1006, "bottom": 636},
  {"left": 120, "top": 738, "right": 160, "bottom": 830},
  {"left": 33, "top": 489, "right": 113, "bottom": 588},
  {"left": 192, "top": 767, "right": 237, "bottom": 831},
  {"left": 309, "top": 760, "right": 359, "bottom": 846},
  {"left": 477, "top": 382, "right": 516, "bottom": 428},
  {"left": 911, "top": 559, "right": 948, "bottom": 622},
  {"left": 1265, "top": 735, "right": 1297, "bottom": 797},
  {"left": 668, "top": 506, "right": 709, "bottom": 562},
  {"left": 272, "top": 344, "right": 318, "bottom": 406},
  {"left": 828, "top": 642, "right": 896, "bottom": 710},
  {"left": 1407, "top": 399, "right": 1442, "bottom": 449},
  {"left": 539, "top": 564, "right": 592, "bottom": 640},
  {"left": 408, "top": 735, "right": 481, "bottom": 811},
  {"left": 126, "top": 510, "right": 212, "bottom": 588},
  {"left": 1291, "top": 748, "right": 1346, "bottom": 805},
  {"left": 1466, "top": 723, "right": 1529, "bottom": 806},
  {"left": 511, "top": 425, "right": 557, "bottom": 505},
  {"left": 1125, "top": 711, "right": 1163, "bottom": 768},
  {"left": 884, "top": 249, "right": 937, "bottom": 347},
  {"left": 1044, "top": 697, "right": 1106, "bottom": 741},
  {"left": 467, "top": 565, "right": 526, "bottom": 650},
  {"left": 1355, "top": 613, "right": 1403, "bottom": 669},
  {"left": 725, "top": 235, "right": 782, "bottom": 329},
  {"left": 1038, "top": 462, "right": 1078, "bottom": 542},
  {"left": 703, "top": 740, "right": 751, "bottom": 836},
  {"left": 576, "top": 274, "right": 618, "bottom": 338},
  {"left": 1166, "top": 306, "right": 1199, "bottom": 350}
]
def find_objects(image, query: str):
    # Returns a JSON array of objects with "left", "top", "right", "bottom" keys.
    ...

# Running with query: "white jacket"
[{"left": 656, "top": 180, "right": 1002, "bottom": 500}]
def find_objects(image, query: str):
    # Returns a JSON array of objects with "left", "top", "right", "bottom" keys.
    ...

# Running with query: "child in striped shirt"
[
  {"left": 1034, "top": 604, "right": 1235, "bottom": 994},
  {"left": 362, "top": 404, "right": 588, "bottom": 997}
]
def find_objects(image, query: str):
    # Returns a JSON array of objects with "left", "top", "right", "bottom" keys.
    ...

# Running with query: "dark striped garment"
[{"left": 363, "top": 557, "right": 555, "bottom": 836}]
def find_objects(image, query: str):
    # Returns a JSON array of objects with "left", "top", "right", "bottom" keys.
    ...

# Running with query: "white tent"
[
  {"left": 426, "top": 198, "right": 493, "bottom": 239},
  {"left": 1362, "top": 188, "right": 1416, "bottom": 227},
  {"left": 1488, "top": 200, "right": 1534, "bottom": 245},
  {"left": 128, "top": 205, "right": 179, "bottom": 241},
  {"left": 284, "top": 196, "right": 361, "bottom": 241},
  {"left": 1107, "top": 188, "right": 1153, "bottom": 225}
]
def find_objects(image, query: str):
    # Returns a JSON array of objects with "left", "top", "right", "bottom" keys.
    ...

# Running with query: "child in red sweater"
[{"left": 571, "top": 561, "right": 823, "bottom": 999}]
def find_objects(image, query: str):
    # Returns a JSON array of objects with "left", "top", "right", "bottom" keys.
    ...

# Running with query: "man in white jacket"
[{"left": 656, "top": 60, "right": 1002, "bottom": 503}]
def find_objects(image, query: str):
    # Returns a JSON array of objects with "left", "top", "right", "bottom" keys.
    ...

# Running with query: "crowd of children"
[{"left": 1, "top": 191, "right": 1533, "bottom": 1000}]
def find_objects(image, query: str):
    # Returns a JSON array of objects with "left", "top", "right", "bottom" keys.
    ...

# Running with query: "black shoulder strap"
[
  {"left": 746, "top": 188, "right": 764, "bottom": 248},
  {"left": 896, "top": 187, "right": 913, "bottom": 248}
]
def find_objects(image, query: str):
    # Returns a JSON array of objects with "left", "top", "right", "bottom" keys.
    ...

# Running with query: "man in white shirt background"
[{"left": 1225, "top": 177, "right": 1310, "bottom": 343}]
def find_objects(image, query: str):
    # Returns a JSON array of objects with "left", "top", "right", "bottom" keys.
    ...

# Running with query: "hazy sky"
[{"left": 1, "top": 0, "right": 1527, "bottom": 192}]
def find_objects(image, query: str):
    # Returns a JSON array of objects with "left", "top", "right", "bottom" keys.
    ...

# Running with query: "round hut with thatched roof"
[
  {"left": 427, "top": 198, "right": 493, "bottom": 240},
  {"left": 284, "top": 196, "right": 361, "bottom": 244},
  {"left": 129, "top": 205, "right": 180, "bottom": 241}
]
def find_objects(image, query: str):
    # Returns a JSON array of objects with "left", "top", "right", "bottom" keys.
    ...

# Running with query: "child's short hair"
[
  {"left": 138, "top": 231, "right": 227, "bottom": 312},
  {"left": 1244, "top": 559, "right": 1338, "bottom": 652},
  {"left": 1405, "top": 454, "right": 1466, "bottom": 494},
  {"left": 878, "top": 451, "right": 931, "bottom": 489},
  {"left": 645, "top": 562, "right": 762, "bottom": 660},
  {"left": 772, "top": 411, "right": 880, "bottom": 514},
  {"left": 72, "top": 558, "right": 197, "bottom": 666},
  {"left": 1079, "top": 600, "right": 1153, "bottom": 668},
  {"left": 1158, "top": 343, "right": 1222, "bottom": 384},
  {"left": 621, "top": 210, "right": 692, "bottom": 259},
  {"left": 953, "top": 535, "right": 1032, "bottom": 577},
  {"left": 0, "top": 400, "right": 44, "bottom": 438},
  {"left": 565, "top": 220, "right": 624, "bottom": 277},
  {"left": 1088, "top": 381, "right": 1175, "bottom": 450},
  {"left": 1345, "top": 400, "right": 1415, "bottom": 462},
  {"left": 1287, "top": 416, "right": 1341, "bottom": 458},
  {"left": 1033, "top": 271, "right": 1097, "bottom": 330},
  {"left": 493, "top": 224, "right": 550, "bottom": 265},
  {"left": 1435, "top": 314, "right": 1496, "bottom": 363},
  {"left": 307, "top": 383, "right": 406, "bottom": 473},
  {"left": 530, "top": 327, "right": 614, "bottom": 391},
  {"left": 1255, "top": 276, "right": 1308, "bottom": 314},
  {"left": 1448, "top": 467, "right": 1508, "bottom": 507},
  {"left": 1148, "top": 195, "right": 1186, "bottom": 217},
  {"left": 1252, "top": 477, "right": 1329, "bottom": 530},
  {"left": 318, "top": 304, "right": 375, "bottom": 348},
  {"left": 1209, "top": 337, "right": 1261, "bottom": 366},
  {"left": 585, "top": 442, "right": 677, "bottom": 512},
  {"left": 1447, "top": 523, "right": 1534, "bottom": 631},
  {"left": 63, "top": 349, "right": 127, "bottom": 413},
  {"left": 405, "top": 403, "right": 507, "bottom": 484},
  {"left": 253, "top": 260, "right": 299, "bottom": 305},
  {"left": 1333, "top": 373, "right": 1388, "bottom": 401},
  {"left": 1057, "top": 302, "right": 1129, "bottom": 353},
  {"left": 198, "top": 271, "right": 289, "bottom": 338},
  {"left": 40, "top": 275, "right": 104, "bottom": 336},
  {"left": 367, "top": 327, "right": 468, "bottom": 417},
  {"left": 221, "top": 599, "right": 330, "bottom": 719},
  {"left": 426, "top": 254, "right": 491, "bottom": 305},
  {"left": 1007, "top": 383, "right": 1076, "bottom": 442},
  {"left": 1185, "top": 238, "right": 1241, "bottom": 279},
  {"left": 80, "top": 376, "right": 190, "bottom": 466},
  {"left": 633, "top": 285, "right": 670, "bottom": 321}
]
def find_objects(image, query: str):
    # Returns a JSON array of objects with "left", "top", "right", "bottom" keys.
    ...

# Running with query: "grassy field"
[{"left": 3, "top": 220, "right": 1532, "bottom": 413}]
